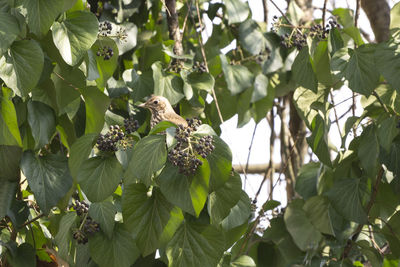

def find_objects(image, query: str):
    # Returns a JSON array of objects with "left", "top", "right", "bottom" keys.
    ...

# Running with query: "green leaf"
[
  {"left": 295, "top": 162, "right": 319, "bottom": 200},
  {"left": 91, "top": 37, "right": 119, "bottom": 88},
  {"left": 306, "top": 115, "right": 331, "bottom": 167},
  {"left": 21, "top": 151, "right": 72, "bottom": 214},
  {"left": 68, "top": 133, "right": 97, "bottom": 179},
  {"left": 22, "top": 0, "right": 64, "bottom": 37},
  {"left": 148, "top": 121, "right": 176, "bottom": 135},
  {"left": 159, "top": 206, "right": 184, "bottom": 247},
  {"left": 123, "top": 69, "right": 154, "bottom": 101},
  {"left": 77, "top": 156, "right": 123, "bottom": 202},
  {"left": 220, "top": 54, "right": 254, "bottom": 95},
  {"left": 223, "top": 0, "right": 249, "bottom": 24},
  {"left": 89, "top": 224, "right": 140, "bottom": 267},
  {"left": 0, "top": 181, "right": 17, "bottom": 220},
  {"left": 81, "top": 86, "right": 110, "bottom": 134},
  {"left": 326, "top": 178, "right": 367, "bottom": 224},
  {"left": 251, "top": 74, "right": 269, "bottom": 103},
  {"left": 207, "top": 136, "right": 233, "bottom": 191},
  {"left": 89, "top": 201, "right": 117, "bottom": 239},
  {"left": 208, "top": 173, "right": 242, "bottom": 225},
  {"left": 382, "top": 211, "right": 400, "bottom": 257},
  {"left": 391, "top": 2, "right": 400, "bottom": 29},
  {"left": 0, "top": 87, "right": 22, "bottom": 146},
  {"left": 293, "top": 86, "right": 325, "bottom": 128},
  {"left": 239, "top": 19, "right": 267, "bottom": 55},
  {"left": 124, "top": 135, "right": 167, "bottom": 186},
  {"left": 186, "top": 71, "right": 215, "bottom": 95},
  {"left": 328, "top": 27, "right": 344, "bottom": 54},
  {"left": 6, "top": 243, "right": 36, "bottom": 267},
  {"left": 343, "top": 26, "right": 364, "bottom": 46},
  {"left": 358, "top": 125, "right": 379, "bottom": 175},
  {"left": 230, "top": 255, "right": 256, "bottom": 267},
  {"left": 292, "top": 47, "right": 318, "bottom": 93},
  {"left": 221, "top": 190, "right": 251, "bottom": 230},
  {"left": 375, "top": 41, "right": 400, "bottom": 92},
  {"left": 27, "top": 101, "right": 56, "bottom": 149},
  {"left": 0, "top": 40, "right": 44, "bottom": 97},
  {"left": 0, "top": 145, "right": 22, "bottom": 181},
  {"left": 52, "top": 11, "right": 98, "bottom": 66},
  {"left": 122, "top": 183, "right": 173, "bottom": 256},
  {"left": 158, "top": 161, "right": 210, "bottom": 217},
  {"left": 380, "top": 139, "right": 400, "bottom": 177},
  {"left": 284, "top": 199, "right": 322, "bottom": 251},
  {"left": 0, "top": 11, "right": 20, "bottom": 56},
  {"left": 313, "top": 41, "right": 333, "bottom": 85},
  {"left": 152, "top": 61, "right": 184, "bottom": 105},
  {"left": 166, "top": 222, "right": 225, "bottom": 267},
  {"left": 55, "top": 212, "right": 78, "bottom": 261},
  {"left": 331, "top": 45, "right": 379, "bottom": 95},
  {"left": 303, "top": 195, "right": 335, "bottom": 236}
]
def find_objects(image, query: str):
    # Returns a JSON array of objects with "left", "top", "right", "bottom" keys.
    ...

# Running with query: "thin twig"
[
  {"left": 244, "top": 124, "right": 258, "bottom": 190},
  {"left": 20, "top": 213, "right": 45, "bottom": 228},
  {"left": 354, "top": 0, "right": 361, "bottom": 28},
  {"left": 53, "top": 72, "right": 80, "bottom": 91},
  {"left": 262, "top": 0, "right": 268, "bottom": 23},
  {"left": 191, "top": 0, "right": 224, "bottom": 124},
  {"left": 372, "top": 91, "right": 390, "bottom": 114},
  {"left": 330, "top": 91, "right": 342, "bottom": 137},
  {"left": 322, "top": 0, "right": 328, "bottom": 28}
]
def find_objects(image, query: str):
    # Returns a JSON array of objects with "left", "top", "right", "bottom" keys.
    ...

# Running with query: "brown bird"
[{"left": 139, "top": 95, "right": 188, "bottom": 128}]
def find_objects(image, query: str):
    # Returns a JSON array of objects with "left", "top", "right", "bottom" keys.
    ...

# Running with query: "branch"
[
  {"left": 165, "top": 0, "right": 183, "bottom": 56},
  {"left": 262, "top": 0, "right": 268, "bottom": 23},
  {"left": 361, "top": 0, "right": 390, "bottom": 42},
  {"left": 20, "top": 213, "right": 45, "bottom": 228}
]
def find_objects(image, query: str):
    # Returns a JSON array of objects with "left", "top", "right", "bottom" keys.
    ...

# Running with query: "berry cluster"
[
  {"left": 280, "top": 32, "right": 307, "bottom": 50},
  {"left": 192, "top": 61, "right": 207, "bottom": 73},
  {"left": 96, "top": 46, "right": 114, "bottom": 60},
  {"left": 309, "top": 24, "right": 328, "bottom": 39},
  {"left": 96, "top": 125, "right": 125, "bottom": 152},
  {"left": 124, "top": 117, "right": 139, "bottom": 134},
  {"left": 168, "top": 118, "right": 215, "bottom": 175},
  {"left": 99, "top": 21, "right": 112, "bottom": 36},
  {"left": 71, "top": 201, "right": 101, "bottom": 244}
]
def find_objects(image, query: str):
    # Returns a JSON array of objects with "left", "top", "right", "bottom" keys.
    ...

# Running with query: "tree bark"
[
  {"left": 361, "top": 0, "right": 390, "bottom": 42},
  {"left": 165, "top": 0, "right": 184, "bottom": 56}
]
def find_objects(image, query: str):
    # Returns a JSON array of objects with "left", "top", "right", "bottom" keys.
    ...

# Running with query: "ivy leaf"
[
  {"left": 220, "top": 54, "right": 254, "bottom": 95},
  {"left": 239, "top": 19, "right": 268, "bottom": 55},
  {"left": 326, "top": 178, "right": 367, "bottom": 224},
  {"left": 382, "top": 211, "right": 400, "bottom": 257},
  {"left": 91, "top": 37, "right": 119, "bottom": 88},
  {"left": 27, "top": 101, "right": 56, "bottom": 149},
  {"left": 55, "top": 212, "right": 78, "bottom": 261},
  {"left": 166, "top": 222, "right": 225, "bottom": 267},
  {"left": 292, "top": 47, "right": 318, "bottom": 93},
  {"left": 331, "top": 45, "right": 379, "bottom": 96},
  {"left": 230, "top": 255, "right": 256, "bottom": 267},
  {"left": 0, "top": 145, "right": 22, "bottom": 181},
  {"left": 89, "top": 224, "right": 140, "bottom": 267},
  {"left": 6, "top": 243, "right": 36, "bottom": 267},
  {"left": 303, "top": 195, "right": 335, "bottom": 236},
  {"left": 284, "top": 199, "right": 322, "bottom": 251},
  {"left": 0, "top": 181, "right": 17, "bottom": 220},
  {"left": 380, "top": 139, "right": 400, "bottom": 178},
  {"left": 0, "top": 40, "right": 44, "bottom": 97},
  {"left": 80, "top": 86, "right": 110, "bottom": 134},
  {"left": 375, "top": 40, "right": 400, "bottom": 93},
  {"left": 0, "top": 87, "right": 22, "bottom": 146},
  {"left": 68, "top": 133, "right": 97, "bottom": 179},
  {"left": 158, "top": 161, "right": 210, "bottom": 217},
  {"left": 77, "top": 156, "right": 123, "bottom": 202},
  {"left": 313, "top": 41, "right": 333, "bottom": 86},
  {"left": 0, "top": 11, "right": 20, "bottom": 56},
  {"left": 89, "top": 201, "right": 117, "bottom": 240},
  {"left": 328, "top": 27, "right": 344, "bottom": 54},
  {"left": 22, "top": 0, "right": 64, "bottom": 37},
  {"left": 224, "top": 0, "right": 249, "bottom": 24},
  {"left": 221, "top": 190, "right": 252, "bottom": 230},
  {"left": 124, "top": 135, "right": 167, "bottom": 186},
  {"left": 122, "top": 183, "right": 174, "bottom": 256},
  {"left": 21, "top": 151, "right": 73, "bottom": 214},
  {"left": 51, "top": 11, "right": 98, "bottom": 66},
  {"left": 306, "top": 115, "right": 331, "bottom": 167},
  {"left": 358, "top": 125, "right": 379, "bottom": 175},
  {"left": 208, "top": 173, "right": 242, "bottom": 225},
  {"left": 152, "top": 62, "right": 184, "bottom": 105},
  {"left": 294, "top": 162, "right": 319, "bottom": 200},
  {"left": 123, "top": 69, "right": 154, "bottom": 101}
]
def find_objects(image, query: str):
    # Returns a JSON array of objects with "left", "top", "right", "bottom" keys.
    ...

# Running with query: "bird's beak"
[{"left": 138, "top": 102, "right": 147, "bottom": 108}]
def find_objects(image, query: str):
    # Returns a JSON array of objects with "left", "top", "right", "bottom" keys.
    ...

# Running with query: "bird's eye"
[{"left": 153, "top": 100, "right": 158, "bottom": 105}]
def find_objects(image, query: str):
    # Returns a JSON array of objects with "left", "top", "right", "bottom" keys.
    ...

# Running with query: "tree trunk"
[{"left": 361, "top": 0, "right": 390, "bottom": 42}]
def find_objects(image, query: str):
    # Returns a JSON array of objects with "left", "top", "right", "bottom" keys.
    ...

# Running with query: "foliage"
[{"left": 0, "top": 0, "right": 400, "bottom": 266}]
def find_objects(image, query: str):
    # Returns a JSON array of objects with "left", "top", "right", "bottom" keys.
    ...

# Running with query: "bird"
[{"left": 139, "top": 95, "right": 188, "bottom": 128}]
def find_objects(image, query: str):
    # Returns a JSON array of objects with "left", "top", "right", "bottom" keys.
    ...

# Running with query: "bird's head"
[{"left": 139, "top": 95, "right": 175, "bottom": 114}]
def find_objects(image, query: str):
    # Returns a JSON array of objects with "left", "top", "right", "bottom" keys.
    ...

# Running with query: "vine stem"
[
  {"left": 243, "top": 124, "right": 258, "bottom": 190},
  {"left": 330, "top": 91, "right": 342, "bottom": 137},
  {"left": 20, "top": 213, "right": 45, "bottom": 228},
  {"left": 322, "top": 0, "right": 328, "bottom": 27},
  {"left": 193, "top": 0, "right": 224, "bottom": 124}
]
